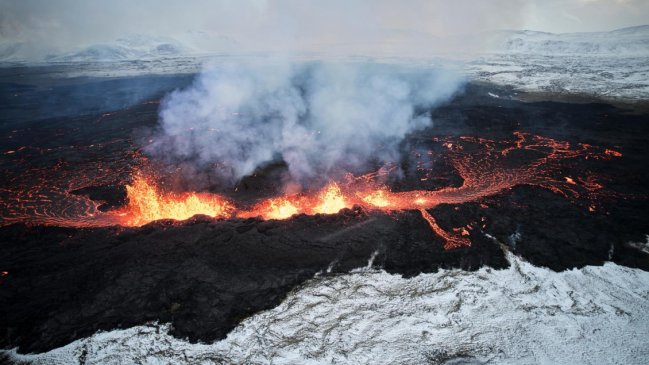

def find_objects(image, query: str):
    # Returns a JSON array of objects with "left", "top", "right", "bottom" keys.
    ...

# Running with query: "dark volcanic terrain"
[{"left": 1, "top": 75, "right": 648, "bottom": 353}]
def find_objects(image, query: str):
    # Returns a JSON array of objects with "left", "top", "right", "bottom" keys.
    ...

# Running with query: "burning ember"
[{"left": 0, "top": 132, "right": 622, "bottom": 250}]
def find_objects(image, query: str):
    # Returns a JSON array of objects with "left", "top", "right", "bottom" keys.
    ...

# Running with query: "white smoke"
[{"left": 146, "top": 60, "right": 463, "bottom": 186}]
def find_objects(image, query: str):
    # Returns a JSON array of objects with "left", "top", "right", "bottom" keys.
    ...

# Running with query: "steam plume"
[{"left": 146, "top": 60, "right": 463, "bottom": 187}]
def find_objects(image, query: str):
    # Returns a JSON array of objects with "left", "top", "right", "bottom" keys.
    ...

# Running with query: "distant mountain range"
[
  {"left": 46, "top": 35, "right": 188, "bottom": 62},
  {"left": 0, "top": 33, "right": 237, "bottom": 64},
  {"left": 1, "top": 25, "right": 647, "bottom": 64},
  {"left": 495, "top": 25, "right": 649, "bottom": 55}
]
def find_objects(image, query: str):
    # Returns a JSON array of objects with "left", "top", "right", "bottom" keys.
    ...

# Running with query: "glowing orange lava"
[
  {"left": 1, "top": 132, "right": 622, "bottom": 250},
  {"left": 246, "top": 197, "right": 300, "bottom": 220},
  {"left": 605, "top": 149, "right": 622, "bottom": 157},
  {"left": 419, "top": 208, "right": 471, "bottom": 249},
  {"left": 118, "top": 174, "right": 234, "bottom": 226},
  {"left": 238, "top": 183, "right": 350, "bottom": 219},
  {"left": 313, "top": 183, "right": 347, "bottom": 214},
  {"left": 360, "top": 189, "right": 391, "bottom": 207}
]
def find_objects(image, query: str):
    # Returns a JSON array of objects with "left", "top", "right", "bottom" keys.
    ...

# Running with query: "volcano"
[
  {"left": 0, "top": 63, "right": 648, "bottom": 365},
  {"left": 1, "top": 73, "right": 648, "bottom": 358}
]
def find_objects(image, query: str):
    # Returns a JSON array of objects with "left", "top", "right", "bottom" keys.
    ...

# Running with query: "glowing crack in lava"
[{"left": 0, "top": 133, "right": 622, "bottom": 250}]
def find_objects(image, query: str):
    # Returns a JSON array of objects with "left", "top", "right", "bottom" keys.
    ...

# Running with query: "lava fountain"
[
  {"left": 118, "top": 173, "right": 235, "bottom": 226},
  {"left": 0, "top": 133, "right": 622, "bottom": 250}
]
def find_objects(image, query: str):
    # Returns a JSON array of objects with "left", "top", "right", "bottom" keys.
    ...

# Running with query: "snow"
[
  {"left": 0, "top": 34, "right": 193, "bottom": 64},
  {"left": 493, "top": 26, "right": 649, "bottom": 56},
  {"left": 465, "top": 26, "right": 649, "bottom": 100},
  {"left": 6, "top": 247, "right": 649, "bottom": 364},
  {"left": 0, "top": 42, "right": 25, "bottom": 63},
  {"left": 466, "top": 52, "right": 649, "bottom": 100},
  {"left": 46, "top": 35, "right": 190, "bottom": 63},
  {"left": 628, "top": 235, "right": 649, "bottom": 255}
]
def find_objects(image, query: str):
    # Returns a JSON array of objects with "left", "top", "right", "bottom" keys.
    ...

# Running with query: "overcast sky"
[{"left": 1, "top": 0, "right": 647, "bottom": 57}]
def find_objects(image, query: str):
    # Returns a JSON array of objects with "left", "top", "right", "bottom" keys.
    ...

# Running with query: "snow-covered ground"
[
  {"left": 466, "top": 53, "right": 649, "bottom": 100},
  {"left": 466, "top": 25, "right": 649, "bottom": 100},
  {"left": 493, "top": 26, "right": 649, "bottom": 56},
  {"left": 6, "top": 247, "right": 649, "bottom": 365}
]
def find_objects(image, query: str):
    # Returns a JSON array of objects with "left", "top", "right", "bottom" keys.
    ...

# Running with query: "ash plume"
[{"left": 145, "top": 60, "right": 464, "bottom": 188}]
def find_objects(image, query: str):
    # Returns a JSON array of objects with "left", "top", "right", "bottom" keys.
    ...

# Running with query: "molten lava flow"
[
  {"left": 119, "top": 174, "right": 234, "bottom": 226},
  {"left": 241, "top": 182, "right": 350, "bottom": 219},
  {"left": 248, "top": 197, "right": 300, "bottom": 220},
  {"left": 419, "top": 209, "right": 471, "bottom": 250},
  {"left": 313, "top": 183, "right": 347, "bottom": 214},
  {"left": 2, "top": 132, "right": 622, "bottom": 250},
  {"left": 360, "top": 189, "right": 391, "bottom": 208},
  {"left": 605, "top": 149, "right": 622, "bottom": 157}
]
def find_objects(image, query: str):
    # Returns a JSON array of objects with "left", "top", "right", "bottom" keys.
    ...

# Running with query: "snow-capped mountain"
[
  {"left": 0, "top": 32, "right": 241, "bottom": 64},
  {"left": 0, "top": 34, "right": 195, "bottom": 64},
  {"left": 45, "top": 34, "right": 189, "bottom": 62},
  {"left": 0, "top": 42, "right": 25, "bottom": 62},
  {"left": 494, "top": 25, "right": 649, "bottom": 56}
]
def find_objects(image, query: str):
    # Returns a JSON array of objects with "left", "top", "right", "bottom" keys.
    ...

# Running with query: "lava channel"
[{"left": 0, "top": 133, "right": 622, "bottom": 250}]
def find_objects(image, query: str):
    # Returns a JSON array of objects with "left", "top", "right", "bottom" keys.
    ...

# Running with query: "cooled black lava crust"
[{"left": 1, "top": 81, "right": 648, "bottom": 353}]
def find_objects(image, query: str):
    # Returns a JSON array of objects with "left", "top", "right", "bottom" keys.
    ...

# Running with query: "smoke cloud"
[{"left": 146, "top": 60, "right": 463, "bottom": 187}]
